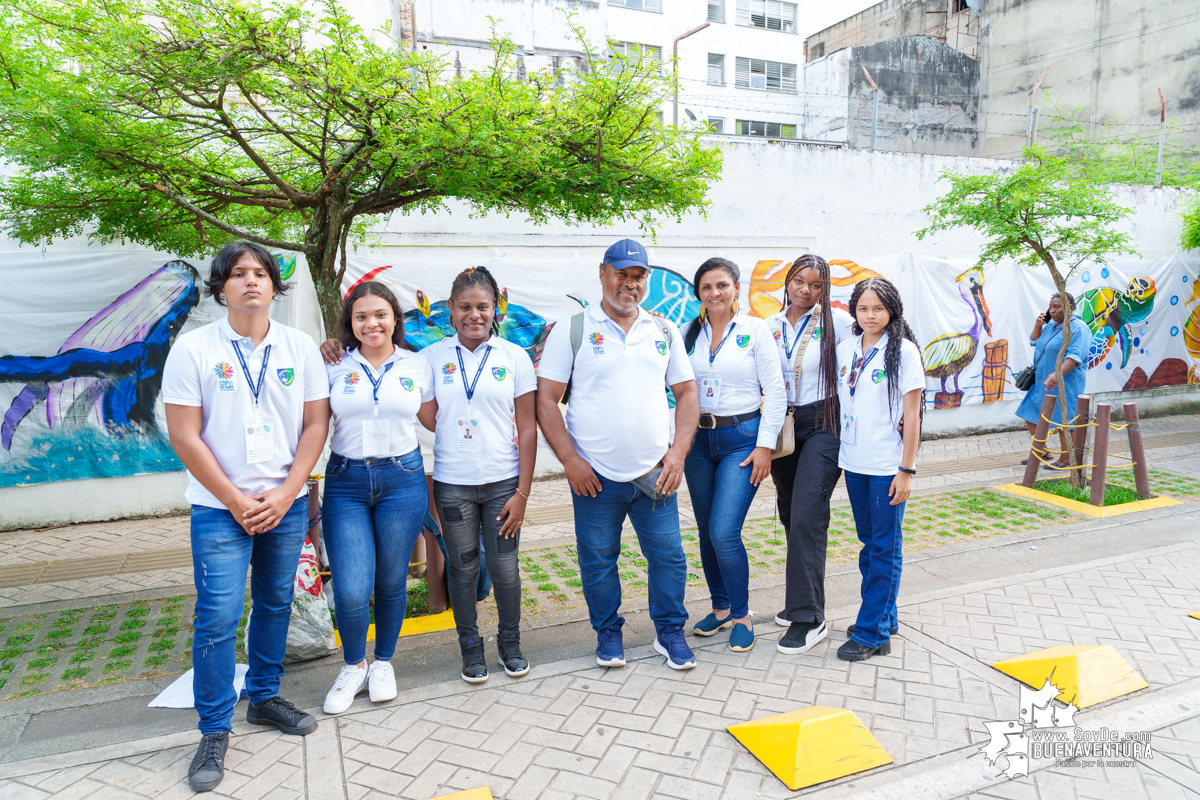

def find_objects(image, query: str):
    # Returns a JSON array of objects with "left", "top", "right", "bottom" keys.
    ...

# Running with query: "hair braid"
[
  {"left": 848, "top": 277, "right": 925, "bottom": 426},
  {"left": 785, "top": 254, "right": 839, "bottom": 431},
  {"left": 450, "top": 266, "right": 502, "bottom": 335}
]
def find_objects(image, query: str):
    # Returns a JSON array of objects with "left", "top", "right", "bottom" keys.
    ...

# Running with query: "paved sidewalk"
[{"left": 2, "top": 507, "right": 1198, "bottom": 799}]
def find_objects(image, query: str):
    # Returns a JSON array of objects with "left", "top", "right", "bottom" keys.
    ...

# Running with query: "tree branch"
[{"left": 152, "top": 181, "right": 302, "bottom": 251}]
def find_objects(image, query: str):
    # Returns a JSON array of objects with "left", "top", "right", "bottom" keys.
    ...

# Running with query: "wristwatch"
[{"left": 898, "top": 466, "right": 917, "bottom": 475}]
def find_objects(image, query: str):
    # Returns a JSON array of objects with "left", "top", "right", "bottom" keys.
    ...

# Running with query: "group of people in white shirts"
[{"left": 162, "top": 238, "right": 925, "bottom": 793}]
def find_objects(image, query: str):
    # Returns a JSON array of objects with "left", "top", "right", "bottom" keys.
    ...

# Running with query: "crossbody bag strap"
[{"left": 790, "top": 303, "right": 821, "bottom": 389}]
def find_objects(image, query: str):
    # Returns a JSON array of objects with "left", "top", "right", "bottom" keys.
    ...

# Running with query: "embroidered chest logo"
[
  {"left": 343, "top": 372, "right": 360, "bottom": 393},
  {"left": 871, "top": 369, "right": 886, "bottom": 384},
  {"left": 399, "top": 377, "right": 414, "bottom": 392},
  {"left": 214, "top": 362, "right": 235, "bottom": 392},
  {"left": 736, "top": 335, "right": 751, "bottom": 348},
  {"left": 277, "top": 368, "right": 295, "bottom": 387},
  {"left": 589, "top": 333, "right": 605, "bottom": 355},
  {"left": 655, "top": 340, "right": 667, "bottom": 356},
  {"left": 812, "top": 327, "right": 823, "bottom": 339},
  {"left": 492, "top": 367, "right": 507, "bottom": 381},
  {"left": 442, "top": 362, "right": 457, "bottom": 384},
  {"left": 772, "top": 329, "right": 782, "bottom": 342},
  {"left": 838, "top": 364, "right": 848, "bottom": 386}
]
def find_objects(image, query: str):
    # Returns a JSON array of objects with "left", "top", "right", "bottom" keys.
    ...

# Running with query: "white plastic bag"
[{"left": 244, "top": 536, "right": 337, "bottom": 663}]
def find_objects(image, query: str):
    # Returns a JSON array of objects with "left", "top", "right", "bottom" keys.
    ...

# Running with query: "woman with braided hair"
[
  {"left": 834, "top": 277, "right": 924, "bottom": 662},
  {"left": 765, "top": 254, "right": 855, "bottom": 656}
]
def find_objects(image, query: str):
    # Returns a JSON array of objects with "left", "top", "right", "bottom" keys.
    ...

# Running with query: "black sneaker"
[
  {"left": 774, "top": 611, "right": 790, "bottom": 627},
  {"left": 497, "top": 633, "right": 530, "bottom": 677},
  {"left": 847, "top": 623, "right": 899, "bottom": 636},
  {"left": 777, "top": 621, "right": 828, "bottom": 654},
  {"left": 246, "top": 696, "right": 317, "bottom": 736},
  {"left": 837, "top": 639, "right": 892, "bottom": 662},
  {"left": 187, "top": 731, "right": 229, "bottom": 792},
  {"left": 461, "top": 637, "right": 488, "bottom": 684}
]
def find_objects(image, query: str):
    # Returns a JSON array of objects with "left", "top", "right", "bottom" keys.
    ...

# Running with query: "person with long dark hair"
[
  {"left": 682, "top": 259, "right": 786, "bottom": 652},
  {"left": 766, "top": 254, "right": 855, "bottom": 655},
  {"left": 320, "top": 282, "right": 436, "bottom": 713},
  {"left": 835, "top": 277, "right": 924, "bottom": 662},
  {"left": 421, "top": 267, "right": 537, "bottom": 683}
]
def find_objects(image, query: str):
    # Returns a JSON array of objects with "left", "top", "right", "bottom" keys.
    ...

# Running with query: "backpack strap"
[
  {"left": 561, "top": 311, "right": 586, "bottom": 404},
  {"left": 650, "top": 315, "right": 673, "bottom": 348}
]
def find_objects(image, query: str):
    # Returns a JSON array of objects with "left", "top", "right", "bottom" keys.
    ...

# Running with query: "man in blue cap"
[{"left": 536, "top": 239, "right": 701, "bottom": 670}]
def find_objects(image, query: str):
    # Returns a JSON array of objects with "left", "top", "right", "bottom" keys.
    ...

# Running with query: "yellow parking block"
[
  {"left": 1189, "top": 611, "right": 1200, "bottom": 621},
  {"left": 992, "top": 645, "right": 1148, "bottom": 708},
  {"left": 432, "top": 788, "right": 493, "bottom": 800},
  {"left": 992, "top": 483, "right": 1181, "bottom": 518},
  {"left": 333, "top": 610, "right": 456, "bottom": 648},
  {"left": 727, "top": 706, "right": 892, "bottom": 790}
]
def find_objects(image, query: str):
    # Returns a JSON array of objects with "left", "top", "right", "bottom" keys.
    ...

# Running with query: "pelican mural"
[{"left": 922, "top": 267, "right": 992, "bottom": 407}]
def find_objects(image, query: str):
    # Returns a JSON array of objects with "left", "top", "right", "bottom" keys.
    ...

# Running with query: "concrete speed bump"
[
  {"left": 432, "top": 789, "right": 493, "bottom": 800},
  {"left": 1190, "top": 611, "right": 1200, "bottom": 620},
  {"left": 727, "top": 706, "right": 893, "bottom": 790},
  {"left": 992, "top": 645, "right": 1148, "bottom": 708}
]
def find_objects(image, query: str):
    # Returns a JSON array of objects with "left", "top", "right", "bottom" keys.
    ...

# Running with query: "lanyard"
[
  {"left": 782, "top": 314, "right": 812, "bottom": 361},
  {"left": 231, "top": 340, "right": 270, "bottom": 409},
  {"left": 706, "top": 321, "right": 737, "bottom": 365},
  {"left": 364, "top": 361, "right": 394, "bottom": 411},
  {"left": 848, "top": 345, "right": 879, "bottom": 398},
  {"left": 456, "top": 344, "right": 492, "bottom": 406}
]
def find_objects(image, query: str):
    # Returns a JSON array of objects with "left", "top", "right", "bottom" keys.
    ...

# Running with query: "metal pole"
[
  {"left": 1089, "top": 403, "right": 1112, "bottom": 507},
  {"left": 1155, "top": 88, "right": 1166, "bottom": 188},
  {"left": 1022, "top": 393, "right": 1058, "bottom": 488},
  {"left": 1123, "top": 402, "right": 1152, "bottom": 499},
  {"left": 1026, "top": 67, "right": 1051, "bottom": 149},
  {"left": 673, "top": 22, "right": 710, "bottom": 127},
  {"left": 1029, "top": 107, "right": 1039, "bottom": 146},
  {"left": 861, "top": 66, "right": 879, "bottom": 151}
]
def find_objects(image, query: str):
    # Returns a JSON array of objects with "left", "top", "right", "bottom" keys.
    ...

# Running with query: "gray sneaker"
[{"left": 187, "top": 731, "right": 229, "bottom": 792}]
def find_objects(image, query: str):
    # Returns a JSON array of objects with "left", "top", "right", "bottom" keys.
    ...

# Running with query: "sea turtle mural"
[{"left": 1080, "top": 276, "right": 1156, "bottom": 370}]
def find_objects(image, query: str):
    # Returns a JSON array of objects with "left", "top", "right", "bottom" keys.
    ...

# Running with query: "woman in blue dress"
[{"left": 1015, "top": 292, "right": 1089, "bottom": 469}]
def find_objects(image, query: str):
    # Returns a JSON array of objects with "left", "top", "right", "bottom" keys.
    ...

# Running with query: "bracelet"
[
  {"left": 515, "top": 488, "right": 530, "bottom": 500},
  {"left": 898, "top": 466, "right": 917, "bottom": 475}
]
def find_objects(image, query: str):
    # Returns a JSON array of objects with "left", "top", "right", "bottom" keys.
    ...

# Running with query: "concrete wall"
[{"left": 805, "top": 0, "right": 979, "bottom": 62}]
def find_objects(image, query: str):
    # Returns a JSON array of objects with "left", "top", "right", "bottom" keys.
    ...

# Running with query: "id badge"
[
  {"left": 245, "top": 416, "right": 275, "bottom": 464},
  {"left": 362, "top": 419, "right": 390, "bottom": 457},
  {"left": 699, "top": 377, "right": 722, "bottom": 412},
  {"left": 456, "top": 418, "right": 482, "bottom": 451},
  {"left": 841, "top": 410, "right": 857, "bottom": 446}
]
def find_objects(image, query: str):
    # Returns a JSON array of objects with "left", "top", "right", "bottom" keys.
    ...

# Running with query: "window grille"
[
  {"left": 707, "top": 0, "right": 725, "bottom": 23},
  {"left": 735, "top": 119, "right": 797, "bottom": 138},
  {"left": 734, "top": 57, "right": 797, "bottom": 92},
  {"left": 707, "top": 53, "right": 725, "bottom": 85},
  {"left": 610, "top": 0, "right": 663, "bottom": 11},
  {"left": 735, "top": 0, "right": 797, "bottom": 32}
]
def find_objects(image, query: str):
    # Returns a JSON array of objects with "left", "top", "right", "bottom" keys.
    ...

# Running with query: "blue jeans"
[
  {"left": 322, "top": 449, "right": 428, "bottom": 665},
  {"left": 190, "top": 497, "right": 308, "bottom": 735},
  {"left": 684, "top": 416, "right": 761, "bottom": 619},
  {"left": 845, "top": 471, "right": 905, "bottom": 648},
  {"left": 571, "top": 472, "right": 688, "bottom": 636}
]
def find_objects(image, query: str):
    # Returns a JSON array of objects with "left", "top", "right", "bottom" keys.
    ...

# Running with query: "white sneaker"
[
  {"left": 368, "top": 660, "right": 397, "bottom": 703},
  {"left": 323, "top": 663, "right": 368, "bottom": 714}
]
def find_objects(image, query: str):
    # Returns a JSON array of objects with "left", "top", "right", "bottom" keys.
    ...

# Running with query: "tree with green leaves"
[
  {"left": 0, "top": 0, "right": 722, "bottom": 333},
  {"left": 917, "top": 146, "right": 1137, "bottom": 480}
]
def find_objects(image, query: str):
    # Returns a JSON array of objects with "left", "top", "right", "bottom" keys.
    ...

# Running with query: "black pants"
[{"left": 769, "top": 400, "right": 842, "bottom": 625}]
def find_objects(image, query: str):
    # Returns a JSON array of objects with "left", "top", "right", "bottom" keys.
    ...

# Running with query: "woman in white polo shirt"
[
  {"left": 683, "top": 258, "right": 786, "bottom": 653},
  {"left": 422, "top": 267, "right": 537, "bottom": 684},
  {"left": 834, "top": 277, "right": 924, "bottom": 663},
  {"left": 320, "top": 282, "right": 435, "bottom": 714},
  {"left": 766, "top": 254, "right": 855, "bottom": 657}
]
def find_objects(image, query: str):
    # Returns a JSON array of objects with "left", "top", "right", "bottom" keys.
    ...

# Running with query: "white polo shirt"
[
  {"left": 768, "top": 306, "right": 856, "bottom": 406},
  {"left": 537, "top": 305, "right": 695, "bottom": 482},
  {"left": 161, "top": 317, "right": 330, "bottom": 509},
  {"left": 326, "top": 346, "right": 434, "bottom": 459},
  {"left": 685, "top": 315, "right": 786, "bottom": 450},
  {"left": 835, "top": 332, "right": 926, "bottom": 476},
  {"left": 421, "top": 335, "right": 537, "bottom": 485}
]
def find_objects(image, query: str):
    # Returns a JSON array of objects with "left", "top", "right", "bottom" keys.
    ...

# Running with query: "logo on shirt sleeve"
[
  {"left": 871, "top": 369, "right": 886, "bottom": 384},
  {"left": 214, "top": 362, "right": 235, "bottom": 392},
  {"left": 736, "top": 335, "right": 750, "bottom": 348},
  {"left": 491, "top": 367, "right": 507, "bottom": 381},
  {"left": 277, "top": 368, "right": 295, "bottom": 386},
  {"left": 343, "top": 372, "right": 359, "bottom": 393},
  {"left": 589, "top": 333, "right": 605, "bottom": 355},
  {"left": 399, "top": 377, "right": 414, "bottom": 392},
  {"left": 655, "top": 340, "right": 667, "bottom": 356},
  {"left": 442, "top": 363, "right": 457, "bottom": 384}
]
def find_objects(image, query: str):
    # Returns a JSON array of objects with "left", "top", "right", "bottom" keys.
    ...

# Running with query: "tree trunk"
[
  {"left": 1041, "top": 255, "right": 1084, "bottom": 488},
  {"left": 307, "top": 245, "right": 343, "bottom": 342},
  {"left": 304, "top": 202, "right": 352, "bottom": 342}
]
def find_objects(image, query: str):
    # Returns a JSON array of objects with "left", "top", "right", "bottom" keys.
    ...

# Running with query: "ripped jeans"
[{"left": 190, "top": 497, "right": 308, "bottom": 735}]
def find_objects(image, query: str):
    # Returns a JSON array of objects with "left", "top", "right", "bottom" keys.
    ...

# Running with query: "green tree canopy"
[{"left": 0, "top": 0, "right": 722, "bottom": 331}]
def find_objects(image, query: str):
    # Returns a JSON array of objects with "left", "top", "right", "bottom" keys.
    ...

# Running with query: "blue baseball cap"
[{"left": 603, "top": 238, "right": 649, "bottom": 270}]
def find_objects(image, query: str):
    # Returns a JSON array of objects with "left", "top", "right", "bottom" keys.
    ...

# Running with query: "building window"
[
  {"left": 707, "top": 117, "right": 725, "bottom": 134},
  {"left": 610, "top": 0, "right": 663, "bottom": 11},
  {"left": 734, "top": 57, "right": 797, "bottom": 92},
  {"left": 610, "top": 41, "right": 662, "bottom": 74},
  {"left": 707, "top": 0, "right": 726, "bottom": 23},
  {"left": 736, "top": 119, "right": 796, "bottom": 139},
  {"left": 814, "top": 42, "right": 825, "bottom": 58},
  {"left": 707, "top": 54, "right": 725, "bottom": 85},
  {"left": 736, "top": 0, "right": 797, "bottom": 33}
]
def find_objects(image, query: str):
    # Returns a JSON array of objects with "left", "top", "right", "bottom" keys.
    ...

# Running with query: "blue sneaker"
[
  {"left": 729, "top": 621, "right": 755, "bottom": 652},
  {"left": 692, "top": 613, "right": 733, "bottom": 637},
  {"left": 654, "top": 628, "right": 697, "bottom": 670},
  {"left": 596, "top": 627, "right": 626, "bottom": 668}
]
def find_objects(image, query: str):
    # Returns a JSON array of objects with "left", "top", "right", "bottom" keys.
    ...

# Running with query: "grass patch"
[
  {"left": 28, "top": 656, "right": 57, "bottom": 670},
  {"left": 144, "top": 654, "right": 171, "bottom": 667},
  {"left": 102, "top": 659, "right": 133, "bottom": 674},
  {"left": 1033, "top": 479, "right": 1141, "bottom": 506},
  {"left": 109, "top": 644, "right": 138, "bottom": 658},
  {"left": 114, "top": 631, "right": 142, "bottom": 644},
  {"left": 61, "top": 667, "right": 91, "bottom": 681},
  {"left": 17, "top": 672, "right": 48, "bottom": 687}
]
